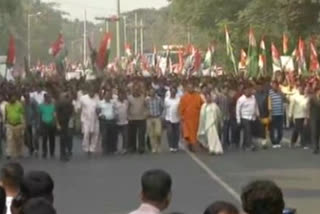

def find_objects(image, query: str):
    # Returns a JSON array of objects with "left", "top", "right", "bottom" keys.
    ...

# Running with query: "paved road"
[{"left": 1, "top": 134, "right": 320, "bottom": 214}]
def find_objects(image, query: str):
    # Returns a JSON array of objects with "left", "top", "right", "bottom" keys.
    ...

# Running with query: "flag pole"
[{"left": 83, "top": 9, "right": 87, "bottom": 66}]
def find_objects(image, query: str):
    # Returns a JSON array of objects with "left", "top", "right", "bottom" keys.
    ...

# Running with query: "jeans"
[
  {"left": 222, "top": 119, "right": 230, "bottom": 146},
  {"left": 310, "top": 118, "right": 320, "bottom": 151},
  {"left": 42, "top": 123, "right": 56, "bottom": 157},
  {"left": 100, "top": 119, "right": 117, "bottom": 154},
  {"left": 230, "top": 118, "right": 240, "bottom": 147},
  {"left": 270, "top": 115, "right": 283, "bottom": 145},
  {"left": 117, "top": 124, "right": 128, "bottom": 151},
  {"left": 241, "top": 119, "right": 254, "bottom": 149},
  {"left": 128, "top": 120, "right": 146, "bottom": 153},
  {"left": 60, "top": 126, "right": 73, "bottom": 159},
  {"left": 166, "top": 122, "right": 180, "bottom": 150},
  {"left": 291, "top": 118, "right": 307, "bottom": 146}
]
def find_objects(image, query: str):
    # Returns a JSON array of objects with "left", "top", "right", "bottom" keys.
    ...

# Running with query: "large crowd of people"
[
  {"left": 0, "top": 70, "right": 320, "bottom": 161},
  {"left": 0, "top": 162, "right": 296, "bottom": 214}
]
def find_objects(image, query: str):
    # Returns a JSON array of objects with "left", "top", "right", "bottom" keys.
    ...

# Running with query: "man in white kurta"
[
  {"left": 197, "top": 93, "right": 223, "bottom": 155},
  {"left": 79, "top": 92, "right": 100, "bottom": 154}
]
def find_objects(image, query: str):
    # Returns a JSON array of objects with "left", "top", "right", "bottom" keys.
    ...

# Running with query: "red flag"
[
  {"left": 193, "top": 48, "right": 201, "bottom": 73},
  {"left": 96, "top": 32, "right": 112, "bottom": 70},
  {"left": 6, "top": 35, "right": 16, "bottom": 66},
  {"left": 178, "top": 48, "right": 184, "bottom": 73},
  {"left": 49, "top": 34, "right": 64, "bottom": 57},
  {"left": 310, "top": 39, "right": 319, "bottom": 73},
  {"left": 283, "top": 33, "right": 289, "bottom": 55}
]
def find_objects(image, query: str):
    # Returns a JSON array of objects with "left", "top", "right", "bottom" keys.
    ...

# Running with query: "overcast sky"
[{"left": 43, "top": 0, "right": 169, "bottom": 21}]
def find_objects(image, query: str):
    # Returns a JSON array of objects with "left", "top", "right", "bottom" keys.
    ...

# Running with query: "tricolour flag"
[
  {"left": 124, "top": 43, "right": 132, "bottom": 57},
  {"left": 225, "top": 26, "right": 237, "bottom": 73},
  {"left": 310, "top": 39, "right": 319, "bottom": 73},
  {"left": 49, "top": 34, "right": 64, "bottom": 57},
  {"left": 247, "top": 28, "right": 258, "bottom": 77},
  {"left": 283, "top": 33, "right": 289, "bottom": 55},
  {"left": 271, "top": 43, "right": 281, "bottom": 72},
  {"left": 259, "top": 39, "right": 267, "bottom": 75},
  {"left": 203, "top": 45, "right": 214, "bottom": 69},
  {"left": 178, "top": 48, "right": 184, "bottom": 73},
  {"left": 297, "top": 37, "right": 307, "bottom": 75},
  {"left": 238, "top": 49, "right": 247, "bottom": 69},
  {"left": 96, "top": 32, "right": 112, "bottom": 71},
  {"left": 6, "top": 35, "right": 16, "bottom": 67}
]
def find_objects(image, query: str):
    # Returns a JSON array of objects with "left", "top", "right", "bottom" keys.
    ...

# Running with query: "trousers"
[
  {"left": 166, "top": 122, "right": 180, "bottom": 150},
  {"left": 6, "top": 124, "right": 24, "bottom": 158},
  {"left": 147, "top": 118, "right": 162, "bottom": 153},
  {"left": 128, "top": 120, "right": 146, "bottom": 153}
]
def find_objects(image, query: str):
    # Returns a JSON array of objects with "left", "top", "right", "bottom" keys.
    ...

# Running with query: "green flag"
[
  {"left": 247, "top": 28, "right": 259, "bottom": 77},
  {"left": 225, "top": 26, "right": 237, "bottom": 73}
]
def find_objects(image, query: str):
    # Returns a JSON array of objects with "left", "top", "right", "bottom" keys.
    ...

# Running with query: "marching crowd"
[
  {"left": 0, "top": 71, "right": 320, "bottom": 161},
  {"left": 0, "top": 162, "right": 295, "bottom": 214}
]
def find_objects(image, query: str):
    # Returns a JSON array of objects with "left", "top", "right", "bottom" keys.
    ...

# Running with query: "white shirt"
[
  {"left": 289, "top": 93, "right": 309, "bottom": 119},
  {"left": 30, "top": 91, "right": 46, "bottom": 104},
  {"left": 129, "top": 203, "right": 161, "bottom": 214},
  {"left": 115, "top": 100, "right": 129, "bottom": 125},
  {"left": 97, "top": 100, "right": 116, "bottom": 120},
  {"left": 79, "top": 94, "right": 99, "bottom": 123},
  {"left": 236, "top": 95, "right": 259, "bottom": 123},
  {"left": 164, "top": 96, "right": 181, "bottom": 123},
  {"left": 6, "top": 196, "right": 13, "bottom": 214}
]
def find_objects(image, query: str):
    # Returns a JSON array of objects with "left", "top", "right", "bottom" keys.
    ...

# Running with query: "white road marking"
[{"left": 184, "top": 149, "right": 241, "bottom": 203}]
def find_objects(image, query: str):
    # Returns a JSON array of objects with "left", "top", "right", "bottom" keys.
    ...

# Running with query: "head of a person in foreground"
[
  {"left": 241, "top": 180, "right": 285, "bottom": 214},
  {"left": 20, "top": 197, "right": 56, "bottom": 214},
  {"left": 203, "top": 201, "right": 239, "bottom": 214},
  {"left": 0, "top": 162, "right": 24, "bottom": 197},
  {"left": 140, "top": 169, "right": 172, "bottom": 212}
]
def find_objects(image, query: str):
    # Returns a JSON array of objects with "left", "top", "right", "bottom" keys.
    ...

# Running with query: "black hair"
[
  {"left": 0, "top": 186, "right": 6, "bottom": 214},
  {"left": 20, "top": 171, "right": 54, "bottom": 204},
  {"left": 204, "top": 201, "right": 239, "bottom": 214},
  {"left": 141, "top": 169, "right": 172, "bottom": 202},
  {"left": 21, "top": 197, "right": 56, "bottom": 214},
  {"left": 0, "top": 162, "right": 24, "bottom": 189},
  {"left": 241, "top": 180, "right": 284, "bottom": 214}
]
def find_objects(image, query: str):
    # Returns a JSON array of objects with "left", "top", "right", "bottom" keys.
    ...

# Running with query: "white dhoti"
[{"left": 197, "top": 103, "right": 223, "bottom": 154}]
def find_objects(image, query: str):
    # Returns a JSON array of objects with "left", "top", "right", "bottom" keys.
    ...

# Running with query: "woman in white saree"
[{"left": 197, "top": 92, "right": 224, "bottom": 155}]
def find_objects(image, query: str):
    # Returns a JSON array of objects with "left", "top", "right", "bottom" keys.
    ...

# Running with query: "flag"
[
  {"left": 49, "top": 34, "right": 64, "bottom": 57},
  {"left": 297, "top": 37, "right": 307, "bottom": 74},
  {"left": 6, "top": 35, "right": 16, "bottom": 67},
  {"left": 124, "top": 43, "right": 132, "bottom": 57},
  {"left": 238, "top": 49, "right": 247, "bottom": 69},
  {"left": 203, "top": 46, "right": 214, "bottom": 69},
  {"left": 271, "top": 43, "right": 281, "bottom": 72},
  {"left": 152, "top": 46, "right": 158, "bottom": 68},
  {"left": 259, "top": 39, "right": 267, "bottom": 74},
  {"left": 247, "top": 28, "right": 259, "bottom": 77},
  {"left": 178, "top": 48, "right": 184, "bottom": 73},
  {"left": 96, "top": 32, "right": 112, "bottom": 70},
  {"left": 193, "top": 48, "right": 201, "bottom": 73},
  {"left": 225, "top": 26, "right": 237, "bottom": 73},
  {"left": 310, "top": 39, "right": 319, "bottom": 73},
  {"left": 283, "top": 33, "right": 289, "bottom": 55}
]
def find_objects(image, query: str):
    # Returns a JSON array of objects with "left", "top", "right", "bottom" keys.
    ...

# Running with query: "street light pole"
[
  {"left": 116, "top": 0, "right": 121, "bottom": 57},
  {"left": 140, "top": 19, "right": 144, "bottom": 55},
  {"left": 123, "top": 16, "right": 127, "bottom": 45},
  {"left": 83, "top": 10, "right": 87, "bottom": 66},
  {"left": 134, "top": 12, "right": 138, "bottom": 55},
  {"left": 27, "top": 12, "right": 42, "bottom": 67}
]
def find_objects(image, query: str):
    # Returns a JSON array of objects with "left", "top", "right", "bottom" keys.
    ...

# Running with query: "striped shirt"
[{"left": 269, "top": 89, "right": 284, "bottom": 116}]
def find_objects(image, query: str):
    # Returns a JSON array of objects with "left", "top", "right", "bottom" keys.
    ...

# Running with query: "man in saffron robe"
[{"left": 179, "top": 83, "right": 204, "bottom": 152}]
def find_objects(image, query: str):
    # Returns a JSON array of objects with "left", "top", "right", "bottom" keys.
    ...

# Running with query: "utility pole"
[
  {"left": 116, "top": 0, "right": 121, "bottom": 57},
  {"left": 83, "top": 10, "right": 87, "bottom": 66},
  {"left": 134, "top": 12, "right": 138, "bottom": 55},
  {"left": 123, "top": 16, "right": 127, "bottom": 45},
  {"left": 187, "top": 25, "right": 191, "bottom": 44},
  {"left": 27, "top": 12, "right": 42, "bottom": 67},
  {"left": 140, "top": 19, "right": 144, "bottom": 55}
]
